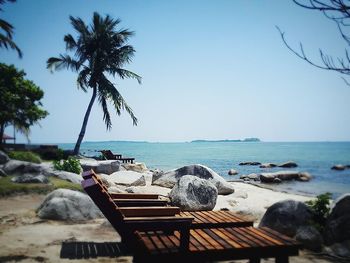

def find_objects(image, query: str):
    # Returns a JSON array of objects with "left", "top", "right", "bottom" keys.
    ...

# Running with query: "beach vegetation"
[
  {"left": 0, "top": 176, "right": 82, "bottom": 196},
  {"left": 0, "top": 63, "right": 48, "bottom": 141},
  {"left": 0, "top": 0, "right": 22, "bottom": 57},
  {"left": 8, "top": 150, "right": 42, "bottom": 163},
  {"left": 53, "top": 156, "right": 81, "bottom": 174},
  {"left": 47, "top": 12, "right": 141, "bottom": 155},
  {"left": 305, "top": 192, "right": 332, "bottom": 232}
]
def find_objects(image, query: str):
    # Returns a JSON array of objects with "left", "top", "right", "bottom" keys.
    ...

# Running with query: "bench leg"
[
  {"left": 276, "top": 256, "right": 289, "bottom": 263},
  {"left": 249, "top": 258, "right": 260, "bottom": 263}
]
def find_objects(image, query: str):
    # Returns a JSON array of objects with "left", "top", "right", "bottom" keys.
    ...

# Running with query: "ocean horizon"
[{"left": 59, "top": 140, "right": 350, "bottom": 199}]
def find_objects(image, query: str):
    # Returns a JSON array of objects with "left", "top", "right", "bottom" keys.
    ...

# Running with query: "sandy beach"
[{"left": 0, "top": 181, "right": 339, "bottom": 263}]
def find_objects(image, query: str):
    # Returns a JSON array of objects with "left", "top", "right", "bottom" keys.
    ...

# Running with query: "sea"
[{"left": 59, "top": 141, "right": 350, "bottom": 199}]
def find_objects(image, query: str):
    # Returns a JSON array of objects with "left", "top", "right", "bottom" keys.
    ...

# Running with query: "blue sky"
[{"left": 2, "top": 0, "right": 350, "bottom": 143}]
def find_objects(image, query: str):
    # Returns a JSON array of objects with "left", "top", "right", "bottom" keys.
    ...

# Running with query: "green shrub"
[
  {"left": 8, "top": 151, "right": 42, "bottom": 164},
  {"left": 53, "top": 156, "right": 81, "bottom": 174},
  {"left": 305, "top": 192, "right": 332, "bottom": 233}
]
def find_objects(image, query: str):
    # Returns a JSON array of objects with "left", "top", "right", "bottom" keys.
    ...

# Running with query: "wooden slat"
[
  {"left": 195, "top": 229, "right": 224, "bottom": 250},
  {"left": 148, "top": 231, "right": 169, "bottom": 254},
  {"left": 187, "top": 229, "right": 215, "bottom": 250},
  {"left": 226, "top": 227, "right": 258, "bottom": 248},
  {"left": 202, "top": 228, "right": 232, "bottom": 249},
  {"left": 236, "top": 227, "right": 273, "bottom": 247},
  {"left": 119, "top": 207, "right": 179, "bottom": 217},
  {"left": 198, "top": 211, "right": 221, "bottom": 223},
  {"left": 217, "top": 228, "right": 250, "bottom": 248},
  {"left": 211, "top": 228, "right": 244, "bottom": 249},
  {"left": 248, "top": 228, "right": 285, "bottom": 246},
  {"left": 259, "top": 227, "right": 299, "bottom": 245}
]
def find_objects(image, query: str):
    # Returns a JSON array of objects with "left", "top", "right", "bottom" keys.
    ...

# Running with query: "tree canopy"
[
  {"left": 47, "top": 12, "right": 141, "bottom": 155},
  {"left": 0, "top": 63, "right": 48, "bottom": 141}
]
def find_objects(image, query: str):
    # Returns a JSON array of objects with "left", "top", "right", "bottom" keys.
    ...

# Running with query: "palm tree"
[
  {"left": 0, "top": 0, "right": 22, "bottom": 58},
  {"left": 47, "top": 12, "right": 141, "bottom": 155}
]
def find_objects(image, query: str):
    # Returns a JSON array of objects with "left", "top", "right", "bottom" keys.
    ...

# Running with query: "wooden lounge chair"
[
  {"left": 82, "top": 178, "right": 301, "bottom": 263},
  {"left": 83, "top": 170, "right": 254, "bottom": 228},
  {"left": 82, "top": 170, "right": 169, "bottom": 207},
  {"left": 100, "top": 150, "right": 135, "bottom": 163}
]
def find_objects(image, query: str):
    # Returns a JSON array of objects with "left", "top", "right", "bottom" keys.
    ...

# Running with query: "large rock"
[
  {"left": 152, "top": 164, "right": 234, "bottom": 195},
  {"left": 122, "top": 162, "right": 148, "bottom": 173},
  {"left": 260, "top": 171, "right": 311, "bottom": 183},
  {"left": 240, "top": 173, "right": 259, "bottom": 181},
  {"left": 0, "top": 168, "right": 7, "bottom": 177},
  {"left": 11, "top": 173, "right": 49, "bottom": 184},
  {"left": 0, "top": 150, "right": 9, "bottom": 164},
  {"left": 37, "top": 189, "right": 102, "bottom": 221},
  {"left": 259, "top": 200, "right": 313, "bottom": 237},
  {"left": 295, "top": 225, "right": 323, "bottom": 251},
  {"left": 169, "top": 175, "right": 218, "bottom": 211},
  {"left": 107, "top": 171, "right": 146, "bottom": 187},
  {"left": 79, "top": 159, "right": 121, "bottom": 175},
  {"left": 325, "top": 194, "right": 350, "bottom": 245}
]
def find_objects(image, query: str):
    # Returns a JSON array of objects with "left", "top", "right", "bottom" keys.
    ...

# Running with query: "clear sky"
[{"left": 2, "top": 0, "right": 350, "bottom": 143}]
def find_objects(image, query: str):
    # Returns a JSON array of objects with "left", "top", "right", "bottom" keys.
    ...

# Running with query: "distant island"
[{"left": 191, "top": 138, "right": 260, "bottom": 143}]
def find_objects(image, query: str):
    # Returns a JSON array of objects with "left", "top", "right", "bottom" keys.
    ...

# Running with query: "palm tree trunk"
[
  {"left": 0, "top": 123, "right": 5, "bottom": 144},
  {"left": 73, "top": 87, "right": 97, "bottom": 155}
]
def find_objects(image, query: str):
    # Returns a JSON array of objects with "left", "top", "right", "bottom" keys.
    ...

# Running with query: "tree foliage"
[
  {"left": 0, "top": 0, "right": 22, "bottom": 58},
  {"left": 47, "top": 12, "right": 141, "bottom": 155},
  {"left": 278, "top": 0, "right": 350, "bottom": 84},
  {"left": 0, "top": 63, "right": 48, "bottom": 141}
]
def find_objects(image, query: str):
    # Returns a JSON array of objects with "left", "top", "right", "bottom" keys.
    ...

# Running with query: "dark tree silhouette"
[
  {"left": 278, "top": 0, "right": 350, "bottom": 83},
  {"left": 0, "top": 0, "right": 22, "bottom": 58},
  {"left": 47, "top": 12, "right": 141, "bottom": 155}
]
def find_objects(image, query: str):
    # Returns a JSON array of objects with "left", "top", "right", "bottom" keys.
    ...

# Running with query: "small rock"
[
  {"left": 259, "top": 163, "right": 277, "bottom": 168},
  {"left": 331, "top": 164, "right": 348, "bottom": 171},
  {"left": 278, "top": 161, "right": 298, "bottom": 168},
  {"left": 228, "top": 169, "right": 238, "bottom": 176},
  {"left": 122, "top": 162, "right": 148, "bottom": 173},
  {"left": 0, "top": 151, "right": 10, "bottom": 164},
  {"left": 169, "top": 175, "right": 218, "bottom": 211},
  {"left": 11, "top": 173, "right": 49, "bottom": 184},
  {"left": 239, "top": 162, "right": 261, "bottom": 166},
  {"left": 43, "top": 169, "right": 82, "bottom": 184},
  {"left": 273, "top": 178, "right": 282, "bottom": 183},
  {"left": 297, "top": 172, "right": 312, "bottom": 182}
]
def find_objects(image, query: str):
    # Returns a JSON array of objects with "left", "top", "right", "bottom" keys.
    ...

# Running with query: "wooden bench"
[
  {"left": 100, "top": 149, "right": 135, "bottom": 163},
  {"left": 82, "top": 177, "right": 301, "bottom": 262}
]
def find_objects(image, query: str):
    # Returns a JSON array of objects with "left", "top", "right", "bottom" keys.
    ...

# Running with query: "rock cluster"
[
  {"left": 260, "top": 195, "right": 350, "bottom": 256},
  {"left": 260, "top": 171, "right": 312, "bottom": 183},
  {"left": 152, "top": 164, "right": 234, "bottom": 195}
]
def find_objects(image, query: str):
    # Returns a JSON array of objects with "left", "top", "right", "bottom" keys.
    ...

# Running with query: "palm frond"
[
  {"left": 0, "top": 33, "right": 22, "bottom": 57},
  {"left": 0, "top": 18, "right": 13, "bottom": 38},
  {"left": 98, "top": 93, "right": 112, "bottom": 129},
  {"left": 64, "top": 34, "right": 78, "bottom": 51},
  {"left": 46, "top": 54, "right": 81, "bottom": 72}
]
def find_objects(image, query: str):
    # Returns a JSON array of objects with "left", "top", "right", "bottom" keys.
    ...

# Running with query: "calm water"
[{"left": 59, "top": 141, "right": 350, "bottom": 198}]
